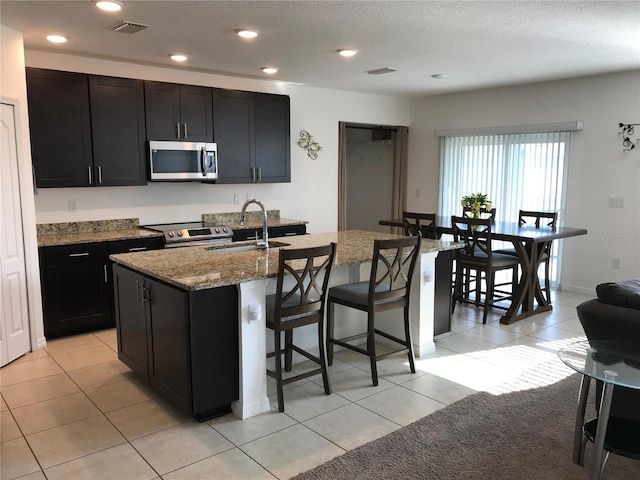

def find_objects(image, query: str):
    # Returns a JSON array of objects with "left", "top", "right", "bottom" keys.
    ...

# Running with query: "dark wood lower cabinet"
[
  {"left": 433, "top": 250, "right": 453, "bottom": 336},
  {"left": 113, "top": 264, "right": 239, "bottom": 420},
  {"left": 39, "top": 243, "right": 113, "bottom": 338}
]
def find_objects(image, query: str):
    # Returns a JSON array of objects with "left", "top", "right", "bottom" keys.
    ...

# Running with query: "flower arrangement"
[{"left": 461, "top": 193, "right": 493, "bottom": 218}]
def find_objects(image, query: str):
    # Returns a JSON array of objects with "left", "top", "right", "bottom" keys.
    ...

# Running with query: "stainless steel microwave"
[{"left": 149, "top": 141, "right": 217, "bottom": 181}]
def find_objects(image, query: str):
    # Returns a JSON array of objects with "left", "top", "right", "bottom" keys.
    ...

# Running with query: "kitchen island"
[{"left": 110, "top": 230, "right": 461, "bottom": 420}]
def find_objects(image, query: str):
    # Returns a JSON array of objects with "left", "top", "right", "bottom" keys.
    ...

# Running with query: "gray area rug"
[{"left": 294, "top": 362, "right": 639, "bottom": 480}]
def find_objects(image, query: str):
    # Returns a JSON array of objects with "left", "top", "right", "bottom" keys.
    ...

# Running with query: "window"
[{"left": 438, "top": 130, "right": 572, "bottom": 287}]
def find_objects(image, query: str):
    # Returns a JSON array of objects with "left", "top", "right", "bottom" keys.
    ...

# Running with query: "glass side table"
[{"left": 558, "top": 340, "right": 640, "bottom": 480}]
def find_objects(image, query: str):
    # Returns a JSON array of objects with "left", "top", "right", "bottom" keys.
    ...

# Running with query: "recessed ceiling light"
[
  {"left": 236, "top": 29, "right": 259, "bottom": 39},
  {"left": 46, "top": 35, "right": 68, "bottom": 43},
  {"left": 95, "top": 1, "right": 123, "bottom": 12},
  {"left": 431, "top": 74, "right": 447, "bottom": 79},
  {"left": 170, "top": 54, "right": 188, "bottom": 62},
  {"left": 338, "top": 49, "right": 358, "bottom": 57},
  {"left": 261, "top": 67, "right": 278, "bottom": 74}
]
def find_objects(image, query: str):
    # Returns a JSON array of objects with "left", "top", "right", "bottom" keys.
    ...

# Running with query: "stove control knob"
[
  {"left": 168, "top": 231, "right": 175, "bottom": 237},
  {"left": 223, "top": 227, "right": 229, "bottom": 233},
  {"left": 215, "top": 227, "right": 220, "bottom": 233},
  {"left": 177, "top": 230, "right": 184, "bottom": 237}
]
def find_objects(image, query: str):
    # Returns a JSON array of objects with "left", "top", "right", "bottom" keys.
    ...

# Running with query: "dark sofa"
[{"left": 576, "top": 279, "right": 640, "bottom": 420}]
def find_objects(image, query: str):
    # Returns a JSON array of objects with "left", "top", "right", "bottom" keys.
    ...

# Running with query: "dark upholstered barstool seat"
[
  {"left": 326, "top": 236, "right": 420, "bottom": 386},
  {"left": 265, "top": 242, "right": 337, "bottom": 412}
]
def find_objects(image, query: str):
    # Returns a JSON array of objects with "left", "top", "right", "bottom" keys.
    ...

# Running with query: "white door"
[{"left": 0, "top": 102, "right": 31, "bottom": 366}]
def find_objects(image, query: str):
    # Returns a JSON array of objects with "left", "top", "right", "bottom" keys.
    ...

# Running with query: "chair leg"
[
  {"left": 317, "top": 319, "right": 331, "bottom": 395},
  {"left": 284, "top": 330, "right": 293, "bottom": 372},
  {"left": 273, "top": 329, "right": 285, "bottom": 412},
  {"left": 403, "top": 306, "right": 416, "bottom": 373},
  {"left": 327, "top": 301, "right": 335, "bottom": 366},
  {"left": 543, "top": 259, "right": 551, "bottom": 304},
  {"left": 483, "top": 271, "right": 493, "bottom": 324},
  {"left": 452, "top": 263, "right": 463, "bottom": 314},
  {"left": 368, "top": 312, "right": 378, "bottom": 386}
]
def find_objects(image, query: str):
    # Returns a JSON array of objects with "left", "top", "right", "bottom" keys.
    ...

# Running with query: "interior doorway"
[{"left": 338, "top": 122, "right": 408, "bottom": 232}]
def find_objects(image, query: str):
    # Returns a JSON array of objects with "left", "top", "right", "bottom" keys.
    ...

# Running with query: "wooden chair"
[
  {"left": 402, "top": 211, "right": 439, "bottom": 239},
  {"left": 266, "top": 243, "right": 337, "bottom": 412},
  {"left": 326, "top": 236, "right": 420, "bottom": 386},
  {"left": 494, "top": 210, "right": 558, "bottom": 303},
  {"left": 451, "top": 215, "right": 519, "bottom": 324}
]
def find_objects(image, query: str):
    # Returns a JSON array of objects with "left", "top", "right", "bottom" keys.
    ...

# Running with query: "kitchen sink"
[{"left": 205, "top": 240, "right": 290, "bottom": 254}]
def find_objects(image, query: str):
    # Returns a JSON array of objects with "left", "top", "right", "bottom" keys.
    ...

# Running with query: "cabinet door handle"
[
  {"left": 250, "top": 167, "right": 255, "bottom": 182},
  {"left": 176, "top": 123, "right": 181, "bottom": 139},
  {"left": 284, "top": 232, "right": 297, "bottom": 236},
  {"left": 183, "top": 123, "right": 188, "bottom": 139},
  {"left": 98, "top": 166, "right": 103, "bottom": 184},
  {"left": 142, "top": 286, "right": 151, "bottom": 303},
  {"left": 88, "top": 166, "right": 93, "bottom": 185},
  {"left": 69, "top": 252, "right": 90, "bottom": 258},
  {"left": 103, "top": 265, "right": 108, "bottom": 283},
  {"left": 128, "top": 247, "right": 147, "bottom": 252},
  {"left": 257, "top": 167, "right": 262, "bottom": 182}
]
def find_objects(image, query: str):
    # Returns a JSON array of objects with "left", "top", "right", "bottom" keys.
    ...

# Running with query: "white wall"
[
  {"left": 1, "top": 25, "right": 45, "bottom": 349},
  {"left": 408, "top": 70, "right": 640, "bottom": 293},
  {"left": 25, "top": 51, "right": 411, "bottom": 234}
]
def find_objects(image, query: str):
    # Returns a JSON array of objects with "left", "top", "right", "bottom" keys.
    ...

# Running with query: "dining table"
[{"left": 379, "top": 216, "right": 588, "bottom": 324}]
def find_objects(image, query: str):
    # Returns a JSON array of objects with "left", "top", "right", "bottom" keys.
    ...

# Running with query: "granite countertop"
[
  {"left": 37, "top": 219, "right": 163, "bottom": 247},
  {"left": 37, "top": 212, "right": 308, "bottom": 247},
  {"left": 110, "top": 230, "right": 462, "bottom": 291}
]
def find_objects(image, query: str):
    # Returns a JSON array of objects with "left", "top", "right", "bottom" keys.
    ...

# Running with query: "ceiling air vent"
[
  {"left": 110, "top": 21, "right": 149, "bottom": 34},
  {"left": 366, "top": 67, "right": 397, "bottom": 76}
]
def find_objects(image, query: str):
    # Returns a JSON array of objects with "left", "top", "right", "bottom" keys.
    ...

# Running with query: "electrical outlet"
[
  {"left": 612, "top": 257, "right": 621, "bottom": 269},
  {"left": 415, "top": 189, "right": 422, "bottom": 198},
  {"left": 246, "top": 193, "right": 253, "bottom": 201},
  {"left": 68, "top": 199, "right": 77, "bottom": 212},
  {"left": 233, "top": 194, "right": 240, "bottom": 204}
]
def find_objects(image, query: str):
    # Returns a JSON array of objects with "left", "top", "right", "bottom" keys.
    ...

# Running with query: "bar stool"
[
  {"left": 402, "top": 211, "right": 439, "bottom": 239},
  {"left": 266, "top": 243, "right": 337, "bottom": 412},
  {"left": 494, "top": 210, "right": 558, "bottom": 303},
  {"left": 326, "top": 236, "right": 420, "bottom": 386},
  {"left": 451, "top": 216, "right": 519, "bottom": 324}
]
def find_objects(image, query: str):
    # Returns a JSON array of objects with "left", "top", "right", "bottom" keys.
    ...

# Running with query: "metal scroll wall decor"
[
  {"left": 298, "top": 130, "right": 322, "bottom": 159},
  {"left": 618, "top": 123, "right": 639, "bottom": 152}
]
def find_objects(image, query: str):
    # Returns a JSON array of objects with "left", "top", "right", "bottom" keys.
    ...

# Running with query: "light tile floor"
[{"left": 0, "top": 289, "right": 592, "bottom": 480}]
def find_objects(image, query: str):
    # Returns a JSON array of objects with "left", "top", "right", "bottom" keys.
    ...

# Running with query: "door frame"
[
  {"left": 1, "top": 96, "right": 46, "bottom": 355},
  {"left": 338, "top": 122, "right": 408, "bottom": 232}
]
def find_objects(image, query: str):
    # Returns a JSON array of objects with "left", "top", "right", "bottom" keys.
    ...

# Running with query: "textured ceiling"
[{"left": 2, "top": 0, "right": 639, "bottom": 97}]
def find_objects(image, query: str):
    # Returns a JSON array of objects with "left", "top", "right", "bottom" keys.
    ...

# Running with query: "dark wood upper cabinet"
[
  {"left": 145, "top": 81, "right": 213, "bottom": 142},
  {"left": 89, "top": 76, "right": 147, "bottom": 186},
  {"left": 26, "top": 68, "right": 148, "bottom": 187},
  {"left": 214, "top": 89, "right": 290, "bottom": 184},
  {"left": 254, "top": 93, "right": 291, "bottom": 183},
  {"left": 213, "top": 89, "right": 254, "bottom": 183},
  {"left": 26, "top": 68, "right": 93, "bottom": 187}
]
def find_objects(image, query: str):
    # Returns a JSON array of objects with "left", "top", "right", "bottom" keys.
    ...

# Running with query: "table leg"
[
  {"left": 500, "top": 240, "right": 552, "bottom": 324},
  {"left": 573, "top": 374, "right": 591, "bottom": 465},
  {"left": 590, "top": 372, "right": 617, "bottom": 480}
]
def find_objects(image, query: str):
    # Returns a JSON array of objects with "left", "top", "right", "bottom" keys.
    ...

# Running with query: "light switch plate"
[{"left": 608, "top": 196, "right": 626, "bottom": 208}]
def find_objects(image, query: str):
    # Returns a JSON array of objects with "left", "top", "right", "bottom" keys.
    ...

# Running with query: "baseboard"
[{"left": 557, "top": 284, "right": 595, "bottom": 296}]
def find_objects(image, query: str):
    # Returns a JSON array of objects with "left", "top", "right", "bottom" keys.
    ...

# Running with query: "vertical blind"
[{"left": 438, "top": 131, "right": 572, "bottom": 285}]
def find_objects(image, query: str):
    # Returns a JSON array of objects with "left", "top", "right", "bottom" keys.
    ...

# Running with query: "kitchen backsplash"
[{"left": 203, "top": 210, "right": 280, "bottom": 226}]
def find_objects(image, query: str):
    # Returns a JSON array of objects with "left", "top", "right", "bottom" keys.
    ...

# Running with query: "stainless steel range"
[{"left": 142, "top": 221, "right": 233, "bottom": 248}]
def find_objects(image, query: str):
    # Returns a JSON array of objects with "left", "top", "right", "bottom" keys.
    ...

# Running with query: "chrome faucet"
[{"left": 239, "top": 199, "right": 269, "bottom": 250}]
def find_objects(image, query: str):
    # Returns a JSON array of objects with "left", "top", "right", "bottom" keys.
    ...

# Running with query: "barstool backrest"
[
  {"left": 273, "top": 243, "right": 337, "bottom": 326},
  {"left": 402, "top": 211, "right": 439, "bottom": 239},
  {"left": 368, "top": 236, "right": 420, "bottom": 306}
]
